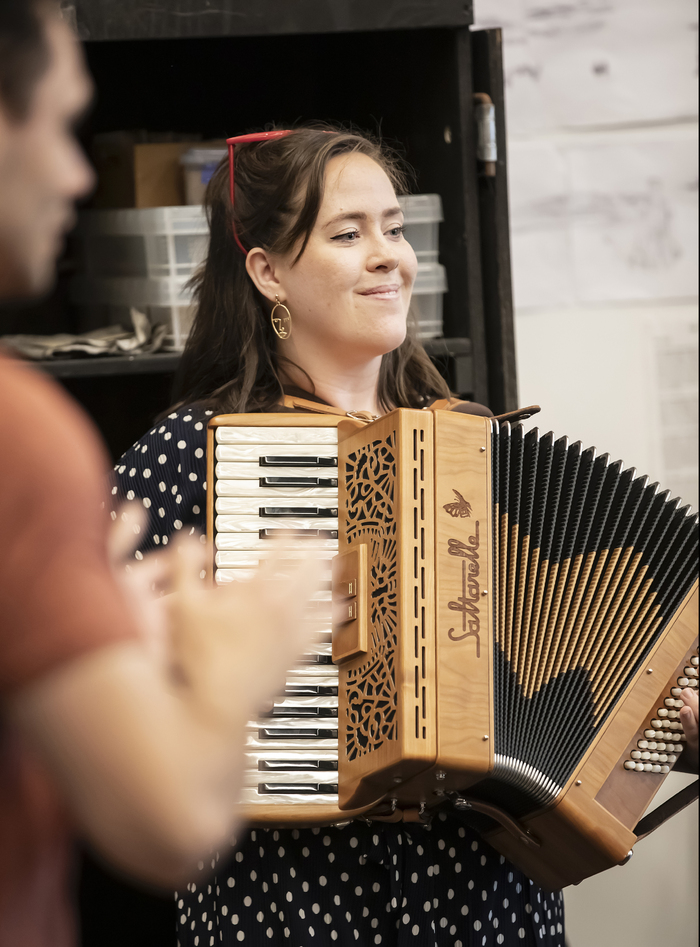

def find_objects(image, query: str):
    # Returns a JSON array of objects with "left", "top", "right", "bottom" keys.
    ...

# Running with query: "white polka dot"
[
  {"left": 169, "top": 413, "right": 178, "bottom": 419},
  {"left": 129, "top": 468, "right": 136, "bottom": 477},
  {"left": 184, "top": 415, "right": 192, "bottom": 422},
  {"left": 176, "top": 495, "right": 182, "bottom": 504},
  {"left": 189, "top": 472, "right": 198, "bottom": 481},
  {"left": 135, "top": 550, "right": 143, "bottom": 561},
  {"left": 178, "top": 440, "right": 187, "bottom": 449},
  {"left": 174, "top": 520, "right": 183, "bottom": 530},
  {"left": 518, "top": 930, "right": 526, "bottom": 940},
  {"left": 474, "top": 920, "right": 482, "bottom": 931},
  {"left": 143, "top": 468, "right": 152, "bottom": 478},
  {"left": 118, "top": 465, "right": 126, "bottom": 474},
  {"left": 195, "top": 448, "right": 204, "bottom": 458},
  {"left": 111, "top": 486, "right": 118, "bottom": 495},
  {"left": 195, "top": 422, "right": 204, "bottom": 430},
  {"left": 153, "top": 535, "right": 160, "bottom": 544},
  {"left": 164, "top": 432, "right": 172, "bottom": 440},
  {"left": 162, "top": 536, "right": 168, "bottom": 544},
  {"left": 158, "top": 454, "right": 167, "bottom": 464},
  {"left": 127, "top": 490, "right": 135, "bottom": 500},
  {"left": 158, "top": 508, "right": 165, "bottom": 517},
  {"left": 143, "top": 497, "right": 151, "bottom": 508}
]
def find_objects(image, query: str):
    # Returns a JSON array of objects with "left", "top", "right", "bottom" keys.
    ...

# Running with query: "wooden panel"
[
  {"left": 432, "top": 411, "right": 493, "bottom": 788},
  {"left": 471, "top": 28, "right": 518, "bottom": 414},
  {"left": 72, "top": 0, "right": 473, "bottom": 41}
]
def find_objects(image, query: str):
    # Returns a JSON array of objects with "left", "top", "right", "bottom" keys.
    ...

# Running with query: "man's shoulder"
[{"left": 0, "top": 351, "right": 108, "bottom": 492}]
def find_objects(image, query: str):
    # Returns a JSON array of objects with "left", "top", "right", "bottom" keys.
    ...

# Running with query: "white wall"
[{"left": 472, "top": 1, "right": 699, "bottom": 943}]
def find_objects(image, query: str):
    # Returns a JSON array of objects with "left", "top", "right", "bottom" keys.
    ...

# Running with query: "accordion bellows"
[{"left": 208, "top": 409, "right": 698, "bottom": 889}]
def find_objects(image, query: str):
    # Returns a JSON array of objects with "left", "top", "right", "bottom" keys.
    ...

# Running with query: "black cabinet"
[{"left": 13, "top": 0, "right": 518, "bottom": 465}]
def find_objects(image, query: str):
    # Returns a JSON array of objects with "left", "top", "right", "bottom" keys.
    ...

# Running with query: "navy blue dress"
[{"left": 114, "top": 404, "right": 566, "bottom": 947}]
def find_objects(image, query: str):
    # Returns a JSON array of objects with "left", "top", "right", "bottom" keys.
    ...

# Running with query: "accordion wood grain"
[{"left": 207, "top": 409, "right": 698, "bottom": 885}]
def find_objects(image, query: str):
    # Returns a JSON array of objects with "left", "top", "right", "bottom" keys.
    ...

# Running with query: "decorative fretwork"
[{"left": 344, "top": 435, "right": 398, "bottom": 760}]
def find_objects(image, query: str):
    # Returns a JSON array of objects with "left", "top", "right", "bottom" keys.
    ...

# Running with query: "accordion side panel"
[
  {"left": 337, "top": 410, "right": 438, "bottom": 811},
  {"left": 431, "top": 411, "right": 494, "bottom": 791},
  {"left": 483, "top": 582, "right": 698, "bottom": 889}
]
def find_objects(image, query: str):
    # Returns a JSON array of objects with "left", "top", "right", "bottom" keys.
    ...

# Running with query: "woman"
[{"left": 116, "top": 125, "right": 566, "bottom": 946}]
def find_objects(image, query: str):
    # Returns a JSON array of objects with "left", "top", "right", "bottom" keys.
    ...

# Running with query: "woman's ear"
[{"left": 245, "top": 248, "right": 284, "bottom": 303}]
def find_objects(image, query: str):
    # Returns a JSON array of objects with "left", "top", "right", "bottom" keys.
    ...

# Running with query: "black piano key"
[
  {"left": 284, "top": 684, "right": 338, "bottom": 697},
  {"left": 259, "top": 477, "right": 338, "bottom": 487},
  {"left": 260, "top": 456, "right": 337, "bottom": 467},
  {"left": 302, "top": 655, "right": 334, "bottom": 665},
  {"left": 260, "top": 507, "right": 338, "bottom": 517},
  {"left": 258, "top": 783, "right": 339, "bottom": 795},
  {"left": 258, "top": 759, "right": 338, "bottom": 772},
  {"left": 265, "top": 706, "right": 338, "bottom": 718},
  {"left": 258, "top": 728, "right": 338, "bottom": 740},
  {"left": 259, "top": 528, "right": 338, "bottom": 539}
]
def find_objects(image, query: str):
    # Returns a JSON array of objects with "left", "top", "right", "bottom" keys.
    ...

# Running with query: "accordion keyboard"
[{"left": 213, "top": 424, "right": 341, "bottom": 807}]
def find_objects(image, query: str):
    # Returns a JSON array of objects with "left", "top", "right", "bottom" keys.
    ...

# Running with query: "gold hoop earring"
[{"left": 270, "top": 295, "right": 292, "bottom": 340}]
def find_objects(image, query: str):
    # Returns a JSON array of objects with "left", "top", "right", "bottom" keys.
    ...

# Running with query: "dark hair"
[
  {"left": 172, "top": 123, "right": 451, "bottom": 414},
  {"left": 0, "top": 0, "right": 55, "bottom": 121}
]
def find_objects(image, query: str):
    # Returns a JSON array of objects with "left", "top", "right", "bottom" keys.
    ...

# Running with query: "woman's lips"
[{"left": 359, "top": 284, "right": 401, "bottom": 299}]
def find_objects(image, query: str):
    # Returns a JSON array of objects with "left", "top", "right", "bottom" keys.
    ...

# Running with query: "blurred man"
[{"left": 0, "top": 3, "right": 315, "bottom": 945}]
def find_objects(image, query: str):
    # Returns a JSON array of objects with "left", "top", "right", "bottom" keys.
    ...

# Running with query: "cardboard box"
[{"left": 90, "top": 135, "right": 227, "bottom": 208}]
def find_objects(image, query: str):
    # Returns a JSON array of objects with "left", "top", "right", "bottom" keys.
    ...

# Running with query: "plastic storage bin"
[
  {"left": 412, "top": 262, "right": 447, "bottom": 340},
  {"left": 180, "top": 147, "right": 228, "bottom": 205},
  {"left": 71, "top": 275, "right": 195, "bottom": 351},
  {"left": 73, "top": 206, "right": 209, "bottom": 280},
  {"left": 401, "top": 194, "right": 443, "bottom": 263}
]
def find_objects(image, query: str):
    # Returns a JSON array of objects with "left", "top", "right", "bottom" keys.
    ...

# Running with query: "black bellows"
[{"left": 486, "top": 420, "right": 698, "bottom": 814}]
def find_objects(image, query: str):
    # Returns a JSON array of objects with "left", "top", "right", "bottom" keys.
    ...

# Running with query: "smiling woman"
[{"left": 114, "top": 123, "right": 566, "bottom": 947}]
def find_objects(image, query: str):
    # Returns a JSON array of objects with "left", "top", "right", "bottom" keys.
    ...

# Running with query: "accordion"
[{"left": 207, "top": 408, "right": 698, "bottom": 889}]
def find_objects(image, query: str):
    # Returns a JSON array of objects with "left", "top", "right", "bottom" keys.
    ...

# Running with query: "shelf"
[
  {"left": 74, "top": 0, "right": 472, "bottom": 41},
  {"left": 32, "top": 339, "right": 471, "bottom": 379},
  {"left": 34, "top": 352, "right": 181, "bottom": 378}
]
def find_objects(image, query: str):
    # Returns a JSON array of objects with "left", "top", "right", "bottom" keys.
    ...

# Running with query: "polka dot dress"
[{"left": 115, "top": 406, "right": 566, "bottom": 947}]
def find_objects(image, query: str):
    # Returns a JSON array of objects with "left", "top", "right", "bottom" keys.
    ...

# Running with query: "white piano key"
[
  {"left": 217, "top": 462, "right": 338, "bottom": 480},
  {"left": 239, "top": 788, "right": 339, "bottom": 805},
  {"left": 215, "top": 496, "right": 339, "bottom": 515},
  {"left": 213, "top": 533, "right": 338, "bottom": 551},
  {"left": 216, "top": 443, "right": 338, "bottom": 462},
  {"left": 216, "top": 480, "right": 339, "bottom": 498},
  {"left": 216, "top": 426, "right": 337, "bottom": 445},
  {"left": 215, "top": 515, "right": 338, "bottom": 533}
]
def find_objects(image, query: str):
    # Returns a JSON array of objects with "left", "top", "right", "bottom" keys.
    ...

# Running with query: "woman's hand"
[{"left": 679, "top": 687, "right": 698, "bottom": 772}]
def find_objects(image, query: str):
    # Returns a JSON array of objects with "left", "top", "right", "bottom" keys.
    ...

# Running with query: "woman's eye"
[
  {"left": 387, "top": 225, "right": 405, "bottom": 238},
  {"left": 332, "top": 230, "right": 360, "bottom": 242}
]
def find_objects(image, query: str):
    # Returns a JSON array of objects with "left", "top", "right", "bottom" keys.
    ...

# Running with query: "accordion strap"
[{"left": 633, "top": 779, "right": 699, "bottom": 843}]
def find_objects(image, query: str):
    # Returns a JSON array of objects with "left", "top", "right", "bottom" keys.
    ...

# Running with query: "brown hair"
[{"left": 172, "top": 123, "right": 450, "bottom": 414}]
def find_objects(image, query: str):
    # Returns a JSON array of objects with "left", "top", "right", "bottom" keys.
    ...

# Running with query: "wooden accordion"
[{"left": 207, "top": 408, "right": 698, "bottom": 889}]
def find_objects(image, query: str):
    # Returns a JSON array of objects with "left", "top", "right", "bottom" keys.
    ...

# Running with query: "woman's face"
[{"left": 268, "top": 152, "right": 418, "bottom": 363}]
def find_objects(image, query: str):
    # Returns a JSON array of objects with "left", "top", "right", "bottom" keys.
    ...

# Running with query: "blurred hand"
[
  {"left": 166, "top": 535, "right": 321, "bottom": 732},
  {"left": 679, "top": 688, "right": 698, "bottom": 772},
  {"left": 108, "top": 502, "right": 173, "bottom": 662}
]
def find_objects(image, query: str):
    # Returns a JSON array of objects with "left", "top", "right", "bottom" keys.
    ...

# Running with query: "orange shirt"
[{"left": 0, "top": 351, "right": 138, "bottom": 946}]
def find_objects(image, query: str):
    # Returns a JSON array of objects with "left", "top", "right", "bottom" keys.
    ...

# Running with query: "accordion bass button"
[
  {"left": 661, "top": 765, "right": 670, "bottom": 774},
  {"left": 651, "top": 720, "right": 663, "bottom": 728},
  {"left": 644, "top": 730, "right": 656, "bottom": 739},
  {"left": 691, "top": 656, "right": 699, "bottom": 666},
  {"left": 635, "top": 763, "right": 645, "bottom": 772},
  {"left": 678, "top": 678, "right": 689, "bottom": 687},
  {"left": 637, "top": 740, "right": 649, "bottom": 749},
  {"left": 652, "top": 765, "right": 661, "bottom": 773},
  {"left": 671, "top": 688, "right": 682, "bottom": 697},
  {"left": 630, "top": 751, "right": 642, "bottom": 760},
  {"left": 624, "top": 761, "right": 636, "bottom": 770},
  {"left": 643, "top": 764, "right": 653, "bottom": 772}
]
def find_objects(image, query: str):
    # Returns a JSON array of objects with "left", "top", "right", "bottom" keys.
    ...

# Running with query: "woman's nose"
[{"left": 367, "top": 239, "right": 400, "bottom": 272}]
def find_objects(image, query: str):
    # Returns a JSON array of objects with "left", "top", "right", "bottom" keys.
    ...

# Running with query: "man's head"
[{"left": 0, "top": 0, "right": 94, "bottom": 299}]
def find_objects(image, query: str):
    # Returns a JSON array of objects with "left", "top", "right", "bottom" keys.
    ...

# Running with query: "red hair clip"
[{"left": 226, "top": 130, "right": 294, "bottom": 255}]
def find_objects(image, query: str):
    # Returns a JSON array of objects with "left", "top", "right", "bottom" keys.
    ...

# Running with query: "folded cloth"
[{"left": 0, "top": 309, "right": 167, "bottom": 359}]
